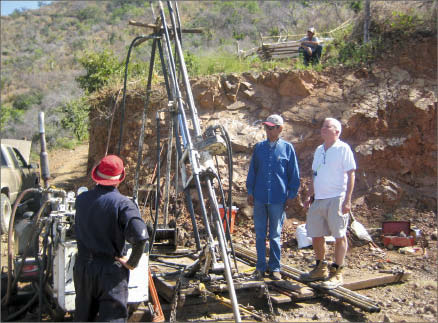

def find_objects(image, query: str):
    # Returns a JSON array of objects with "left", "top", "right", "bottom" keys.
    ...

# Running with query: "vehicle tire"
[{"left": 1, "top": 193, "right": 12, "bottom": 235}]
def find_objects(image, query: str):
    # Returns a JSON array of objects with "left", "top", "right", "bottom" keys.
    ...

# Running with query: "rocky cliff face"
[{"left": 87, "top": 37, "right": 437, "bottom": 216}]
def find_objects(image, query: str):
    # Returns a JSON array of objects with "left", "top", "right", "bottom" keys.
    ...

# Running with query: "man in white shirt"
[
  {"left": 301, "top": 118, "right": 356, "bottom": 289},
  {"left": 299, "top": 27, "right": 322, "bottom": 66}
]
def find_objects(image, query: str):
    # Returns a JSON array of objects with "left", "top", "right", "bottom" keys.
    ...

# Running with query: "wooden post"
[{"left": 364, "top": 0, "right": 371, "bottom": 43}]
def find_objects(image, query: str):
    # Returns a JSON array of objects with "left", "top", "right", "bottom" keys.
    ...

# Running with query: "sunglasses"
[{"left": 264, "top": 125, "right": 279, "bottom": 130}]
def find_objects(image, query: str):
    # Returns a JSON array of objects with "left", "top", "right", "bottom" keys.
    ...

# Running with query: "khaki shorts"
[{"left": 305, "top": 196, "right": 349, "bottom": 238}]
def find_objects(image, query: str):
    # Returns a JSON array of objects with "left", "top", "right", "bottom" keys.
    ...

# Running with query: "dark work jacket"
[{"left": 74, "top": 185, "right": 147, "bottom": 260}]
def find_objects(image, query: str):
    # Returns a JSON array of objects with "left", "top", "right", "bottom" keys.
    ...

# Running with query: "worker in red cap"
[{"left": 73, "top": 155, "right": 148, "bottom": 322}]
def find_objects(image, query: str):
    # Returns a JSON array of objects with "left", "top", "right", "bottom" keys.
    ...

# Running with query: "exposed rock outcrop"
[{"left": 87, "top": 37, "right": 437, "bottom": 215}]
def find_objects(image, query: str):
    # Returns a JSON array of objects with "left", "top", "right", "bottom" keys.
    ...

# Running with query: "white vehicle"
[{"left": 1, "top": 139, "right": 40, "bottom": 234}]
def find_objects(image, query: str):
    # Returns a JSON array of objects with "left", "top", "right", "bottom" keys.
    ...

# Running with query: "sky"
[{"left": 1, "top": 1, "right": 51, "bottom": 16}]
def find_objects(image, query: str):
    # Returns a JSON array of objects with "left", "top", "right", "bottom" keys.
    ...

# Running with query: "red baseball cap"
[{"left": 91, "top": 155, "right": 126, "bottom": 186}]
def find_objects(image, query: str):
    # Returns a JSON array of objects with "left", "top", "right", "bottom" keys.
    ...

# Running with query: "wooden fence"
[{"left": 237, "top": 19, "right": 351, "bottom": 61}]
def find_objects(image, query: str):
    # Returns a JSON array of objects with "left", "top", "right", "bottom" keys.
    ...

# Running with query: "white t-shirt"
[{"left": 312, "top": 140, "right": 356, "bottom": 199}]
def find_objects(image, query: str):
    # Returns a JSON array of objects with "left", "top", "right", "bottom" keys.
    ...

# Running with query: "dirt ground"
[{"left": 2, "top": 143, "right": 437, "bottom": 322}]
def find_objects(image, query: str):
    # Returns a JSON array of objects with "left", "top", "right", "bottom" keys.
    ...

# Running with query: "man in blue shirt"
[
  {"left": 246, "top": 114, "right": 300, "bottom": 280},
  {"left": 74, "top": 155, "right": 148, "bottom": 322}
]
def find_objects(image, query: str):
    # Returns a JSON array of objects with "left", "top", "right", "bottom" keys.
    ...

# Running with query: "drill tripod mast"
[{"left": 121, "top": 1, "right": 241, "bottom": 321}]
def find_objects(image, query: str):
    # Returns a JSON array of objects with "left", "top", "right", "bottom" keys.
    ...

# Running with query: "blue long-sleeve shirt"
[{"left": 246, "top": 139, "right": 300, "bottom": 204}]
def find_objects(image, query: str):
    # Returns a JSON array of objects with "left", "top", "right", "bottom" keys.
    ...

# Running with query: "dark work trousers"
[
  {"left": 299, "top": 45, "right": 323, "bottom": 66},
  {"left": 73, "top": 257, "right": 130, "bottom": 322}
]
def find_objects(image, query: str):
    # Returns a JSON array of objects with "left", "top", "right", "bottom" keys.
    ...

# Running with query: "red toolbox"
[{"left": 382, "top": 221, "right": 415, "bottom": 247}]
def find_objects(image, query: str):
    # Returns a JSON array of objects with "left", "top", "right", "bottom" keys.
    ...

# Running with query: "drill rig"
[{"left": 120, "top": 1, "right": 243, "bottom": 321}]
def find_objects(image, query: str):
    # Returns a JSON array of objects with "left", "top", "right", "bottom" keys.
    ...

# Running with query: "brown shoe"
[
  {"left": 253, "top": 270, "right": 265, "bottom": 280},
  {"left": 321, "top": 265, "right": 343, "bottom": 289},
  {"left": 300, "top": 260, "right": 329, "bottom": 282},
  {"left": 270, "top": 271, "right": 281, "bottom": 280}
]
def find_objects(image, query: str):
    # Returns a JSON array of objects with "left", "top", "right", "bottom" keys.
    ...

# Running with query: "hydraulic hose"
[
  {"left": 150, "top": 251, "right": 197, "bottom": 258},
  {"left": 4, "top": 292, "right": 38, "bottom": 321},
  {"left": 117, "top": 35, "right": 154, "bottom": 155},
  {"left": 3, "top": 208, "right": 52, "bottom": 321},
  {"left": 150, "top": 257, "right": 186, "bottom": 269},
  {"left": 3, "top": 188, "right": 40, "bottom": 306},
  {"left": 3, "top": 199, "right": 50, "bottom": 306},
  {"left": 133, "top": 37, "right": 158, "bottom": 202},
  {"left": 210, "top": 171, "right": 239, "bottom": 273},
  {"left": 219, "top": 125, "right": 234, "bottom": 235}
]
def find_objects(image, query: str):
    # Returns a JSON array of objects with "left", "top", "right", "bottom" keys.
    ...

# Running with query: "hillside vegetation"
[{"left": 0, "top": 1, "right": 436, "bottom": 148}]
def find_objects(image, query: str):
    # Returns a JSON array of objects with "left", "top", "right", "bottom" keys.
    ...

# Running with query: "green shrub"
[
  {"left": 0, "top": 102, "right": 24, "bottom": 130},
  {"left": 54, "top": 137, "right": 80, "bottom": 150},
  {"left": 77, "top": 5, "right": 103, "bottom": 23},
  {"left": 58, "top": 97, "right": 90, "bottom": 141},
  {"left": 184, "top": 50, "right": 201, "bottom": 76},
  {"left": 76, "top": 49, "right": 122, "bottom": 93},
  {"left": 12, "top": 90, "right": 43, "bottom": 111},
  {"left": 389, "top": 11, "right": 420, "bottom": 36}
]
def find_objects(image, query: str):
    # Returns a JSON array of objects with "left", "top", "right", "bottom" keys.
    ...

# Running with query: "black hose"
[
  {"left": 150, "top": 251, "right": 198, "bottom": 258},
  {"left": 210, "top": 171, "right": 239, "bottom": 273},
  {"left": 219, "top": 125, "right": 234, "bottom": 233},
  {"left": 117, "top": 35, "right": 153, "bottom": 155},
  {"left": 3, "top": 204, "right": 50, "bottom": 320},
  {"left": 133, "top": 38, "right": 158, "bottom": 202},
  {"left": 3, "top": 195, "right": 48, "bottom": 306},
  {"left": 150, "top": 257, "right": 186, "bottom": 269},
  {"left": 4, "top": 292, "right": 38, "bottom": 321},
  {"left": 3, "top": 188, "right": 40, "bottom": 305}
]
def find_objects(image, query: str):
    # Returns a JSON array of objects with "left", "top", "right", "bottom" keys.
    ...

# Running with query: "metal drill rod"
[
  {"left": 163, "top": 112, "right": 174, "bottom": 226},
  {"left": 158, "top": 2, "right": 241, "bottom": 321},
  {"left": 159, "top": 1, "right": 220, "bottom": 250},
  {"left": 156, "top": 34, "right": 201, "bottom": 250},
  {"left": 166, "top": 1, "right": 202, "bottom": 136},
  {"left": 234, "top": 244, "right": 380, "bottom": 313},
  {"left": 207, "top": 179, "right": 241, "bottom": 322},
  {"left": 158, "top": 2, "right": 216, "bottom": 243},
  {"left": 38, "top": 112, "right": 50, "bottom": 189},
  {"left": 171, "top": 111, "right": 201, "bottom": 250}
]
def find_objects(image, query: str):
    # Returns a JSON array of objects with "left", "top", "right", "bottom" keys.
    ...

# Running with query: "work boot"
[
  {"left": 253, "top": 269, "right": 265, "bottom": 280},
  {"left": 269, "top": 271, "right": 282, "bottom": 281},
  {"left": 321, "top": 265, "right": 343, "bottom": 289},
  {"left": 300, "top": 260, "right": 329, "bottom": 282}
]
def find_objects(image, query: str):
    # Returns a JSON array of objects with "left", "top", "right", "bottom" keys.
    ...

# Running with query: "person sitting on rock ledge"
[{"left": 298, "top": 27, "right": 322, "bottom": 66}]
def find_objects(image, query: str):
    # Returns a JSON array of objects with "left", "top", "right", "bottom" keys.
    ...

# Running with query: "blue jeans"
[{"left": 253, "top": 201, "right": 286, "bottom": 272}]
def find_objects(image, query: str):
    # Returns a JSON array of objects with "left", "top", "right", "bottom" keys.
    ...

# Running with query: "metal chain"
[
  {"left": 169, "top": 271, "right": 184, "bottom": 322},
  {"left": 263, "top": 282, "right": 276, "bottom": 321}
]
